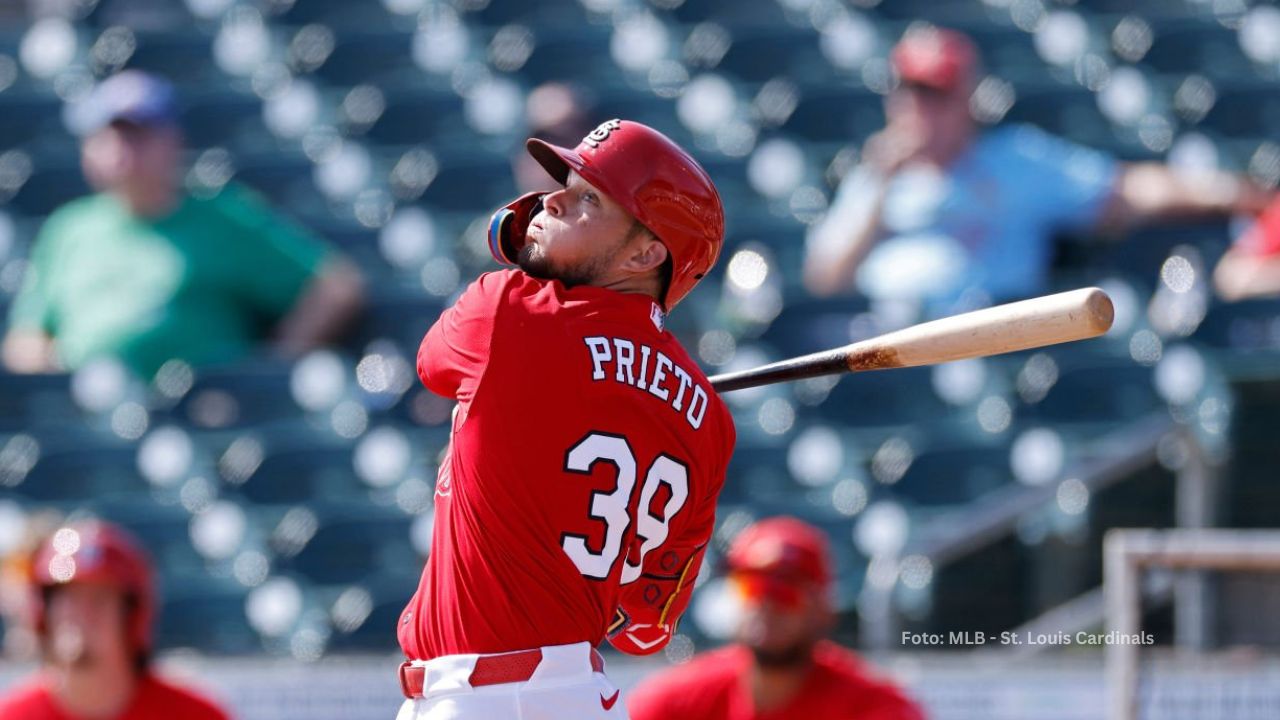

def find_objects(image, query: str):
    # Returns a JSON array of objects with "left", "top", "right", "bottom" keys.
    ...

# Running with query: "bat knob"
[{"left": 1084, "top": 287, "right": 1115, "bottom": 335}]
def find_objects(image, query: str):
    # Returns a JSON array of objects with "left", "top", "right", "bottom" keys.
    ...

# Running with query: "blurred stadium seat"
[
  {"left": 886, "top": 441, "right": 1013, "bottom": 508},
  {"left": 1143, "top": 20, "right": 1253, "bottom": 78},
  {"left": 179, "top": 89, "right": 267, "bottom": 149},
  {"left": 8, "top": 433, "right": 147, "bottom": 502},
  {"left": 816, "top": 367, "right": 952, "bottom": 428},
  {"left": 363, "top": 86, "right": 465, "bottom": 145},
  {"left": 275, "top": 502, "right": 416, "bottom": 586},
  {"left": 1198, "top": 297, "right": 1280, "bottom": 351},
  {"left": 165, "top": 362, "right": 300, "bottom": 430},
  {"left": 1021, "top": 358, "right": 1162, "bottom": 427},
  {"left": 785, "top": 85, "right": 884, "bottom": 143},
  {"left": 0, "top": 373, "right": 78, "bottom": 431},
  {"left": 159, "top": 575, "right": 258, "bottom": 653}
]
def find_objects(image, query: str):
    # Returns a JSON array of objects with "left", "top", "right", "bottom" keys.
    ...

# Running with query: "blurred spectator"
[
  {"left": 0, "top": 520, "right": 230, "bottom": 720},
  {"left": 628, "top": 517, "right": 924, "bottom": 720},
  {"left": 1214, "top": 198, "right": 1280, "bottom": 301},
  {"left": 1, "top": 71, "right": 364, "bottom": 379},
  {"left": 512, "top": 82, "right": 593, "bottom": 194},
  {"left": 1, "top": 510, "right": 63, "bottom": 661},
  {"left": 804, "top": 26, "right": 1274, "bottom": 314}
]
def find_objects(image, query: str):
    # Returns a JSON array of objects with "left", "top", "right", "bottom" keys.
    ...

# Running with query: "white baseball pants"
[{"left": 395, "top": 642, "right": 627, "bottom": 720}]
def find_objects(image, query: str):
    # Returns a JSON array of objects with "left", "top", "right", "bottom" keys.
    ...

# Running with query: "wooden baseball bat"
[{"left": 708, "top": 287, "right": 1114, "bottom": 393}]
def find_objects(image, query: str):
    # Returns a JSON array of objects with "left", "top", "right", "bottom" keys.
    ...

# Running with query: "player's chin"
[
  {"left": 746, "top": 640, "right": 815, "bottom": 669},
  {"left": 516, "top": 244, "right": 554, "bottom": 280}
]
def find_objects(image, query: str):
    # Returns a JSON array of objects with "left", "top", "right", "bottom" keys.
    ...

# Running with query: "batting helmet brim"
[
  {"left": 526, "top": 138, "right": 575, "bottom": 183},
  {"left": 525, "top": 137, "right": 657, "bottom": 250},
  {"left": 522, "top": 120, "right": 724, "bottom": 309}
]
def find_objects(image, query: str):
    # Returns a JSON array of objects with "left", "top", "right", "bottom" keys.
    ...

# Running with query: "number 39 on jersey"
[{"left": 560, "top": 432, "right": 690, "bottom": 583}]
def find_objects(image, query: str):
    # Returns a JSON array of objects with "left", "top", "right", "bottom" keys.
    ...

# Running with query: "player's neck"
[
  {"left": 48, "top": 660, "right": 138, "bottom": 719},
  {"left": 749, "top": 656, "right": 814, "bottom": 713},
  {"left": 593, "top": 273, "right": 662, "bottom": 304}
]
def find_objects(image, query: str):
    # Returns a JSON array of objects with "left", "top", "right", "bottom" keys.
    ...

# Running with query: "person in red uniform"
[
  {"left": 0, "top": 521, "right": 230, "bottom": 720},
  {"left": 1214, "top": 196, "right": 1280, "bottom": 300},
  {"left": 628, "top": 517, "right": 926, "bottom": 720},
  {"left": 395, "top": 119, "right": 735, "bottom": 719}
]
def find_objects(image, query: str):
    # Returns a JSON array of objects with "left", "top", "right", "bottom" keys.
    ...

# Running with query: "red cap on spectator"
[
  {"left": 891, "top": 26, "right": 978, "bottom": 92},
  {"left": 727, "top": 517, "right": 831, "bottom": 588}
]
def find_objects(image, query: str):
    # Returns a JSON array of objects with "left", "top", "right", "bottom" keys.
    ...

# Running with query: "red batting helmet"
[
  {"left": 488, "top": 119, "right": 725, "bottom": 308},
  {"left": 727, "top": 516, "right": 832, "bottom": 606},
  {"left": 30, "top": 520, "right": 156, "bottom": 654}
]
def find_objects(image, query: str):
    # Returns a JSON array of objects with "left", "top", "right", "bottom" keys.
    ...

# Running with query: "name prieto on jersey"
[{"left": 583, "top": 336, "right": 709, "bottom": 430}]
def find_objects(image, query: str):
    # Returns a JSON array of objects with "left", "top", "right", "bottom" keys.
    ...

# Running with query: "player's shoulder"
[
  {"left": 657, "top": 333, "right": 736, "bottom": 442},
  {"left": 467, "top": 270, "right": 670, "bottom": 328},
  {"left": 811, "top": 641, "right": 924, "bottom": 715},
  {"left": 677, "top": 343, "right": 734, "bottom": 415},
  {"left": 628, "top": 646, "right": 745, "bottom": 720},
  {"left": 811, "top": 639, "right": 869, "bottom": 671},
  {"left": 812, "top": 640, "right": 893, "bottom": 682},
  {"left": 138, "top": 674, "right": 231, "bottom": 720},
  {"left": 0, "top": 677, "right": 60, "bottom": 719},
  {"left": 449, "top": 269, "right": 565, "bottom": 334},
  {"left": 463, "top": 268, "right": 549, "bottom": 308},
  {"left": 637, "top": 644, "right": 748, "bottom": 693}
]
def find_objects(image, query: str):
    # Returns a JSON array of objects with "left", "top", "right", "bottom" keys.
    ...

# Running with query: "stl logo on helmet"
[{"left": 582, "top": 118, "right": 623, "bottom": 148}]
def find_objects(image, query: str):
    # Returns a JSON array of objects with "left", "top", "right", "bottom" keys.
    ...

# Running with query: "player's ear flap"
[{"left": 488, "top": 191, "right": 546, "bottom": 265}]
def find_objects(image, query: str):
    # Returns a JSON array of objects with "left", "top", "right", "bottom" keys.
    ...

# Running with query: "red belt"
[{"left": 399, "top": 648, "right": 606, "bottom": 699}]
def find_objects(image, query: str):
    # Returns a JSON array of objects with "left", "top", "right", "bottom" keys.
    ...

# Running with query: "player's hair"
[{"left": 125, "top": 593, "right": 151, "bottom": 673}]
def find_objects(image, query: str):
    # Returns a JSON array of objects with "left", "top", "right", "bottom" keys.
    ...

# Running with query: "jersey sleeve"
[
  {"left": 608, "top": 411, "right": 734, "bottom": 656},
  {"left": 607, "top": 536, "right": 707, "bottom": 656},
  {"left": 417, "top": 271, "right": 510, "bottom": 401},
  {"left": 1235, "top": 199, "right": 1280, "bottom": 257}
]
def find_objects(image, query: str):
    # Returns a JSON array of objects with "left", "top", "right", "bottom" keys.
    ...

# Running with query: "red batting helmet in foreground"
[{"left": 30, "top": 520, "right": 156, "bottom": 654}]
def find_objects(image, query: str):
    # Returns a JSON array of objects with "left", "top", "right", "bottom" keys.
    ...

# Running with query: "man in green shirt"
[{"left": 2, "top": 71, "right": 364, "bottom": 379}]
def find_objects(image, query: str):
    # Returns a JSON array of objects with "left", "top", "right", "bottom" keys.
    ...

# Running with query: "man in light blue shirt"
[{"left": 805, "top": 26, "right": 1273, "bottom": 313}]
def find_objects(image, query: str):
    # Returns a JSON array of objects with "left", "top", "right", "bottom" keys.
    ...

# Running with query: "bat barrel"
[
  {"left": 880, "top": 286, "right": 1114, "bottom": 369},
  {"left": 707, "top": 287, "right": 1114, "bottom": 393}
]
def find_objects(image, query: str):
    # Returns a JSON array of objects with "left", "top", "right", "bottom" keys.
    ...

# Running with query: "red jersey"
[
  {"left": 627, "top": 642, "right": 926, "bottom": 720},
  {"left": 0, "top": 673, "right": 230, "bottom": 720},
  {"left": 1237, "top": 198, "right": 1280, "bottom": 257},
  {"left": 399, "top": 270, "right": 736, "bottom": 660}
]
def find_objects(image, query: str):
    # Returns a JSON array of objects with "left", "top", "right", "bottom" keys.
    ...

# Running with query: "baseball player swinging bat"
[
  {"left": 709, "top": 287, "right": 1114, "bottom": 393},
  {"left": 398, "top": 114, "right": 1108, "bottom": 720}
]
